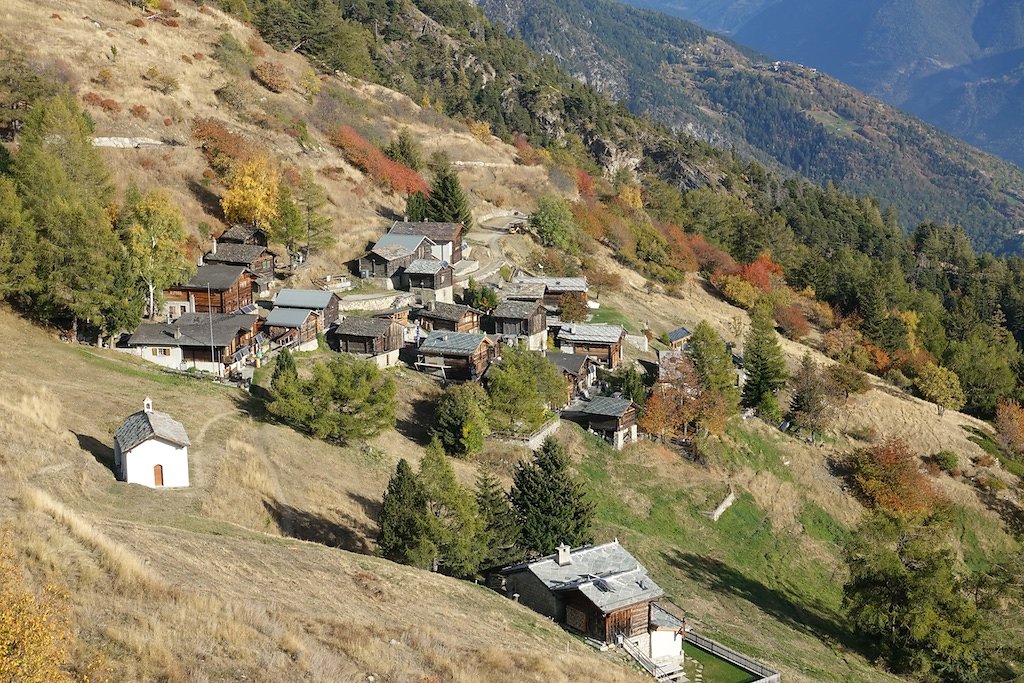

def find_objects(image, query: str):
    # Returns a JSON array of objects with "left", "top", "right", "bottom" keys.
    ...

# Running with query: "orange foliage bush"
[
  {"left": 181, "top": 54, "right": 193, "bottom": 65},
  {"left": 329, "top": 126, "right": 428, "bottom": 195},
  {"left": 659, "top": 223, "right": 698, "bottom": 273},
  {"left": 739, "top": 253, "right": 784, "bottom": 292},
  {"left": 129, "top": 104, "right": 149, "bottom": 120},
  {"left": 138, "top": 38, "right": 148, "bottom": 45},
  {"left": 513, "top": 134, "right": 539, "bottom": 166},
  {"left": 773, "top": 303, "right": 810, "bottom": 340},
  {"left": 191, "top": 118, "right": 254, "bottom": 175},
  {"left": 995, "top": 399, "right": 1024, "bottom": 456},
  {"left": 865, "top": 343, "right": 893, "bottom": 374},
  {"left": 847, "top": 437, "right": 943, "bottom": 514},
  {"left": 81, "top": 91, "right": 103, "bottom": 107},
  {"left": 253, "top": 61, "right": 288, "bottom": 93},
  {"left": 576, "top": 169, "right": 595, "bottom": 198},
  {"left": 127, "top": 18, "right": 145, "bottom": 28},
  {"left": 688, "top": 234, "right": 736, "bottom": 276}
]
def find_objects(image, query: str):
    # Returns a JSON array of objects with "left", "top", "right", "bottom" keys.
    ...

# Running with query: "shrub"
[
  {"left": 973, "top": 454, "right": 996, "bottom": 468},
  {"left": 215, "top": 82, "right": 252, "bottom": 112},
  {"left": 191, "top": 118, "right": 253, "bottom": 175},
  {"left": 94, "top": 68, "right": 113, "bottom": 85},
  {"left": 127, "top": 18, "right": 145, "bottom": 28},
  {"left": 513, "top": 134, "right": 540, "bottom": 166},
  {"left": 773, "top": 303, "right": 810, "bottom": 340},
  {"left": 143, "top": 66, "right": 178, "bottom": 94},
  {"left": 180, "top": 54, "right": 193, "bottom": 65},
  {"left": 329, "top": 125, "right": 428, "bottom": 195},
  {"left": 213, "top": 33, "right": 253, "bottom": 75},
  {"left": 977, "top": 475, "right": 1008, "bottom": 493},
  {"left": 717, "top": 274, "right": 759, "bottom": 309},
  {"left": 129, "top": 104, "right": 149, "bottom": 120},
  {"left": 163, "top": 117, "right": 172, "bottom": 126},
  {"left": 846, "top": 437, "right": 942, "bottom": 514},
  {"left": 82, "top": 91, "right": 103, "bottom": 107},
  {"left": 192, "top": 52, "right": 205, "bottom": 61},
  {"left": 757, "top": 391, "right": 782, "bottom": 425},
  {"left": 138, "top": 38, "right": 148, "bottom": 45},
  {"left": 99, "top": 98, "right": 122, "bottom": 114},
  {"left": 932, "top": 450, "right": 959, "bottom": 473},
  {"left": 846, "top": 424, "right": 879, "bottom": 443},
  {"left": 155, "top": 17, "right": 179, "bottom": 28},
  {"left": 253, "top": 61, "right": 288, "bottom": 93}
]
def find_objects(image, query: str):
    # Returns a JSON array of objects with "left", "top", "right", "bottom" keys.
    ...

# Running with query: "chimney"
[
  {"left": 556, "top": 543, "right": 572, "bottom": 567},
  {"left": 143, "top": 397, "right": 153, "bottom": 413},
  {"left": 173, "top": 325, "right": 182, "bottom": 339},
  {"left": 211, "top": 238, "right": 218, "bottom": 255}
]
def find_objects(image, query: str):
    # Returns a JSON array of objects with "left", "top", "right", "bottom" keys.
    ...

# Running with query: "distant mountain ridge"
[
  {"left": 476, "top": 0, "right": 1024, "bottom": 254},
  {"left": 624, "top": 0, "right": 1024, "bottom": 169}
]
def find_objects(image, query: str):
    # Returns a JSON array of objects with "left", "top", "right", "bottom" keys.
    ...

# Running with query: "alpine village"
[{"left": 1, "top": 1, "right": 1023, "bottom": 683}]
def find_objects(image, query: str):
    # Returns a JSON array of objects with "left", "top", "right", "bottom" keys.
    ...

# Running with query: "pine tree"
[
  {"left": 418, "top": 438, "right": 486, "bottom": 577},
  {"left": 426, "top": 163, "right": 472, "bottom": 228},
  {"left": 859, "top": 281, "right": 888, "bottom": 345},
  {"left": 690, "top": 320, "right": 740, "bottom": 411},
  {"left": 788, "top": 352, "right": 834, "bottom": 441},
  {"left": 434, "top": 383, "right": 490, "bottom": 457},
  {"left": 384, "top": 128, "right": 423, "bottom": 170},
  {"left": 741, "top": 304, "right": 787, "bottom": 409},
  {"left": 510, "top": 438, "right": 594, "bottom": 557},
  {"left": 475, "top": 472, "right": 519, "bottom": 568},
  {"left": 405, "top": 191, "right": 429, "bottom": 221},
  {"left": 378, "top": 459, "right": 434, "bottom": 568}
]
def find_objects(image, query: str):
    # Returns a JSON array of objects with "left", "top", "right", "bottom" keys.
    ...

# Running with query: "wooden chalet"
[
  {"left": 389, "top": 221, "right": 464, "bottom": 264},
  {"left": 274, "top": 289, "right": 341, "bottom": 327},
  {"left": 489, "top": 299, "right": 547, "bottom": 351},
  {"left": 492, "top": 542, "right": 677, "bottom": 653},
  {"left": 204, "top": 241, "right": 276, "bottom": 294},
  {"left": 126, "top": 313, "right": 260, "bottom": 376},
  {"left": 666, "top": 325, "right": 692, "bottom": 350},
  {"left": 416, "top": 301, "right": 481, "bottom": 333},
  {"left": 358, "top": 234, "right": 435, "bottom": 280},
  {"left": 264, "top": 307, "right": 321, "bottom": 350},
  {"left": 557, "top": 323, "right": 626, "bottom": 368},
  {"left": 416, "top": 331, "right": 498, "bottom": 381},
  {"left": 328, "top": 317, "right": 404, "bottom": 368},
  {"left": 545, "top": 351, "right": 598, "bottom": 405},
  {"left": 163, "top": 265, "right": 253, "bottom": 320},
  {"left": 219, "top": 224, "right": 269, "bottom": 246},
  {"left": 562, "top": 396, "right": 639, "bottom": 450},
  {"left": 404, "top": 258, "right": 455, "bottom": 304},
  {"left": 511, "top": 276, "right": 589, "bottom": 308}
]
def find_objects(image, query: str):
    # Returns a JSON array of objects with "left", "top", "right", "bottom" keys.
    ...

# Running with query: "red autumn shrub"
[
  {"left": 163, "top": 117, "right": 172, "bottom": 126},
  {"left": 129, "top": 104, "right": 149, "bottom": 120},
  {"left": 773, "top": 303, "right": 810, "bottom": 340},
  {"left": 138, "top": 38, "right": 149, "bottom": 45},
  {"left": 576, "top": 169, "right": 595, "bottom": 198},
  {"left": 513, "top": 134, "right": 539, "bottom": 166},
  {"left": 82, "top": 92, "right": 103, "bottom": 107},
  {"left": 739, "top": 252, "right": 784, "bottom": 292},
  {"left": 181, "top": 54, "right": 193, "bottom": 65},
  {"left": 100, "top": 98, "right": 122, "bottom": 114},
  {"left": 253, "top": 61, "right": 288, "bottom": 93},
  {"left": 847, "top": 437, "right": 943, "bottom": 514},
  {"left": 127, "top": 18, "right": 145, "bottom": 28},
  {"left": 688, "top": 234, "right": 736, "bottom": 276},
  {"left": 192, "top": 52, "right": 205, "bottom": 61},
  {"left": 659, "top": 223, "right": 698, "bottom": 273},
  {"left": 329, "top": 126, "right": 428, "bottom": 195},
  {"left": 191, "top": 118, "right": 254, "bottom": 175}
]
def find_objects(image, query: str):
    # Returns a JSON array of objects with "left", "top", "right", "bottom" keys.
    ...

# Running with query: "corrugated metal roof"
[
  {"left": 274, "top": 289, "right": 334, "bottom": 310},
  {"left": 115, "top": 406, "right": 190, "bottom": 453},
  {"left": 667, "top": 326, "right": 692, "bottom": 343},
  {"left": 404, "top": 258, "right": 447, "bottom": 275},
  {"left": 374, "top": 233, "right": 433, "bottom": 252},
  {"left": 266, "top": 307, "right": 314, "bottom": 328},
  {"left": 558, "top": 324, "right": 625, "bottom": 344},
  {"left": 419, "top": 331, "right": 489, "bottom": 356},
  {"left": 501, "top": 541, "right": 663, "bottom": 613}
]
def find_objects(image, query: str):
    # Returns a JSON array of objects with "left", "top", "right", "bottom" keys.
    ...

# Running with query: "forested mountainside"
[
  {"left": 632, "top": 0, "right": 1024, "bottom": 169},
  {"left": 475, "top": 0, "right": 1024, "bottom": 256}
]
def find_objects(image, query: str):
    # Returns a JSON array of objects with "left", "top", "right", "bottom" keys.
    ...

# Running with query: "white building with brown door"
[{"left": 113, "top": 398, "right": 190, "bottom": 488}]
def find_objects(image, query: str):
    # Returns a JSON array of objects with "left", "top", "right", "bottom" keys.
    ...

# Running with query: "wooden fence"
[{"left": 685, "top": 632, "right": 780, "bottom": 683}]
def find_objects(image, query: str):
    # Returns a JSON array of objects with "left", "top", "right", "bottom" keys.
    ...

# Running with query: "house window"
[{"left": 151, "top": 348, "right": 172, "bottom": 357}]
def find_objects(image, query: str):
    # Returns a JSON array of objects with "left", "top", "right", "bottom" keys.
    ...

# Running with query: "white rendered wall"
[
  {"left": 123, "top": 438, "right": 190, "bottom": 488},
  {"left": 650, "top": 630, "right": 683, "bottom": 660}
]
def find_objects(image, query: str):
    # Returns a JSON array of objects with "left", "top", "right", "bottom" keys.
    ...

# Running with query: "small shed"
[
  {"left": 328, "top": 317, "right": 404, "bottom": 367},
  {"left": 490, "top": 300, "right": 548, "bottom": 351},
  {"left": 545, "top": 351, "right": 598, "bottom": 405},
  {"left": 219, "top": 224, "right": 269, "bottom": 246},
  {"left": 404, "top": 258, "right": 455, "bottom": 304},
  {"left": 265, "top": 307, "right": 321, "bottom": 351},
  {"left": 500, "top": 280, "right": 547, "bottom": 303},
  {"left": 274, "top": 289, "right": 340, "bottom": 326},
  {"left": 666, "top": 325, "right": 692, "bottom": 350},
  {"left": 562, "top": 396, "right": 639, "bottom": 449},
  {"left": 416, "top": 302, "right": 482, "bottom": 334},
  {"left": 163, "top": 264, "right": 253, "bottom": 320},
  {"left": 416, "top": 331, "right": 498, "bottom": 381},
  {"left": 113, "top": 398, "right": 190, "bottom": 488},
  {"left": 557, "top": 323, "right": 626, "bottom": 368}
]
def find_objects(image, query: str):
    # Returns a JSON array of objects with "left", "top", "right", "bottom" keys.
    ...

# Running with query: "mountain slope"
[{"left": 476, "top": 0, "right": 1024, "bottom": 254}]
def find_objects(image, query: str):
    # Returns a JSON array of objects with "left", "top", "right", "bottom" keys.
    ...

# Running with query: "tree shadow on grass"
[
  {"left": 74, "top": 431, "right": 117, "bottom": 477},
  {"left": 662, "top": 550, "right": 869, "bottom": 655},
  {"left": 394, "top": 395, "right": 436, "bottom": 446},
  {"left": 187, "top": 178, "right": 222, "bottom": 219},
  {"left": 975, "top": 489, "right": 1024, "bottom": 539},
  {"left": 264, "top": 500, "right": 374, "bottom": 555}
]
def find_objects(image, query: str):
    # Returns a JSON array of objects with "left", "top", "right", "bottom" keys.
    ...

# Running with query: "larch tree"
[
  {"left": 425, "top": 162, "right": 472, "bottom": 228},
  {"left": 0, "top": 176, "right": 39, "bottom": 307},
  {"left": 994, "top": 399, "right": 1024, "bottom": 455},
  {"left": 741, "top": 304, "right": 787, "bottom": 411},
  {"left": 475, "top": 472, "right": 520, "bottom": 568},
  {"left": 118, "top": 187, "right": 194, "bottom": 319},
  {"left": 295, "top": 168, "right": 333, "bottom": 256},
  {"left": 434, "top": 383, "right": 490, "bottom": 457},
  {"left": 221, "top": 155, "right": 280, "bottom": 229},
  {"left": 509, "top": 438, "right": 594, "bottom": 557},
  {"left": 269, "top": 184, "right": 304, "bottom": 267},
  {"left": 690, "top": 320, "right": 740, "bottom": 411},
  {"left": 788, "top": 352, "right": 835, "bottom": 442},
  {"left": 485, "top": 345, "right": 566, "bottom": 434},
  {"left": 418, "top": 439, "right": 486, "bottom": 577},
  {"left": 377, "top": 459, "right": 434, "bottom": 568},
  {"left": 915, "top": 362, "right": 965, "bottom": 416}
]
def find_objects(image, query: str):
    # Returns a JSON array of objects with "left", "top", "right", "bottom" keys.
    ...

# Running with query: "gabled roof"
[
  {"left": 373, "top": 233, "right": 434, "bottom": 253},
  {"left": 205, "top": 243, "right": 270, "bottom": 267},
  {"left": 389, "top": 220, "right": 463, "bottom": 242},
  {"left": 265, "top": 307, "right": 316, "bottom": 328},
  {"left": 499, "top": 541, "right": 663, "bottom": 613},
  {"left": 274, "top": 289, "right": 335, "bottom": 310},
  {"left": 128, "top": 314, "right": 257, "bottom": 348},
  {"left": 332, "top": 317, "right": 394, "bottom": 338},
  {"left": 492, "top": 299, "right": 545, "bottom": 320},
  {"left": 178, "top": 264, "right": 248, "bottom": 291},
  {"left": 545, "top": 351, "right": 591, "bottom": 376},
  {"left": 571, "top": 396, "right": 635, "bottom": 418},
  {"left": 501, "top": 281, "right": 547, "bottom": 301},
  {"left": 219, "top": 224, "right": 267, "bottom": 244},
  {"left": 404, "top": 258, "right": 449, "bottom": 275},
  {"left": 369, "top": 244, "right": 413, "bottom": 261},
  {"left": 667, "top": 326, "right": 692, "bottom": 343},
  {"left": 418, "top": 302, "right": 479, "bottom": 322},
  {"left": 419, "top": 331, "right": 490, "bottom": 356},
  {"left": 115, "top": 407, "right": 190, "bottom": 453},
  {"left": 513, "top": 276, "right": 589, "bottom": 294},
  {"left": 557, "top": 324, "right": 625, "bottom": 345}
]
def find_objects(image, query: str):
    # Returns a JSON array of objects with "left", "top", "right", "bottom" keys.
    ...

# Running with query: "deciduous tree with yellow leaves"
[{"left": 221, "top": 155, "right": 280, "bottom": 229}]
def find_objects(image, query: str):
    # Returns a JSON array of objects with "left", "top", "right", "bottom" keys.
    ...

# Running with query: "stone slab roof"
[
  {"left": 115, "top": 406, "right": 190, "bottom": 453},
  {"left": 204, "top": 243, "right": 269, "bottom": 267},
  {"left": 389, "top": 220, "right": 462, "bottom": 242},
  {"left": 513, "top": 276, "right": 589, "bottom": 293},
  {"left": 571, "top": 396, "right": 635, "bottom": 418},
  {"left": 419, "top": 331, "right": 489, "bottom": 356},
  {"left": 545, "top": 351, "right": 591, "bottom": 376},
  {"left": 558, "top": 324, "right": 625, "bottom": 345},
  {"left": 493, "top": 300, "right": 544, "bottom": 320},
  {"left": 404, "top": 258, "right": 448, "bottom": 275},
  {"left": 374, "top": 233, "right": 433, "bottom": 253},
  {"left": 219, "top": 224, "right": 267, "bottom": 244},
  {"left": 178, "top": 264, "right": 248, "bottom": 291},
  {"left": 500, "top": 541, "right": 663, "bottom": 613},
  {"left": 275, "top": 289, "right": 335, "bottom": 310},
  {"left": 500, "top": 281, "right": 547, "bottom": 300},
  {"left": 419, "top": 302, "right": 478, "bottom": 322},
  {"left": 332, "top": 317, "right": 394, "bottom": 338},
  {"left": 128, "top": 314, "right": 257, "bottom": 348}
]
